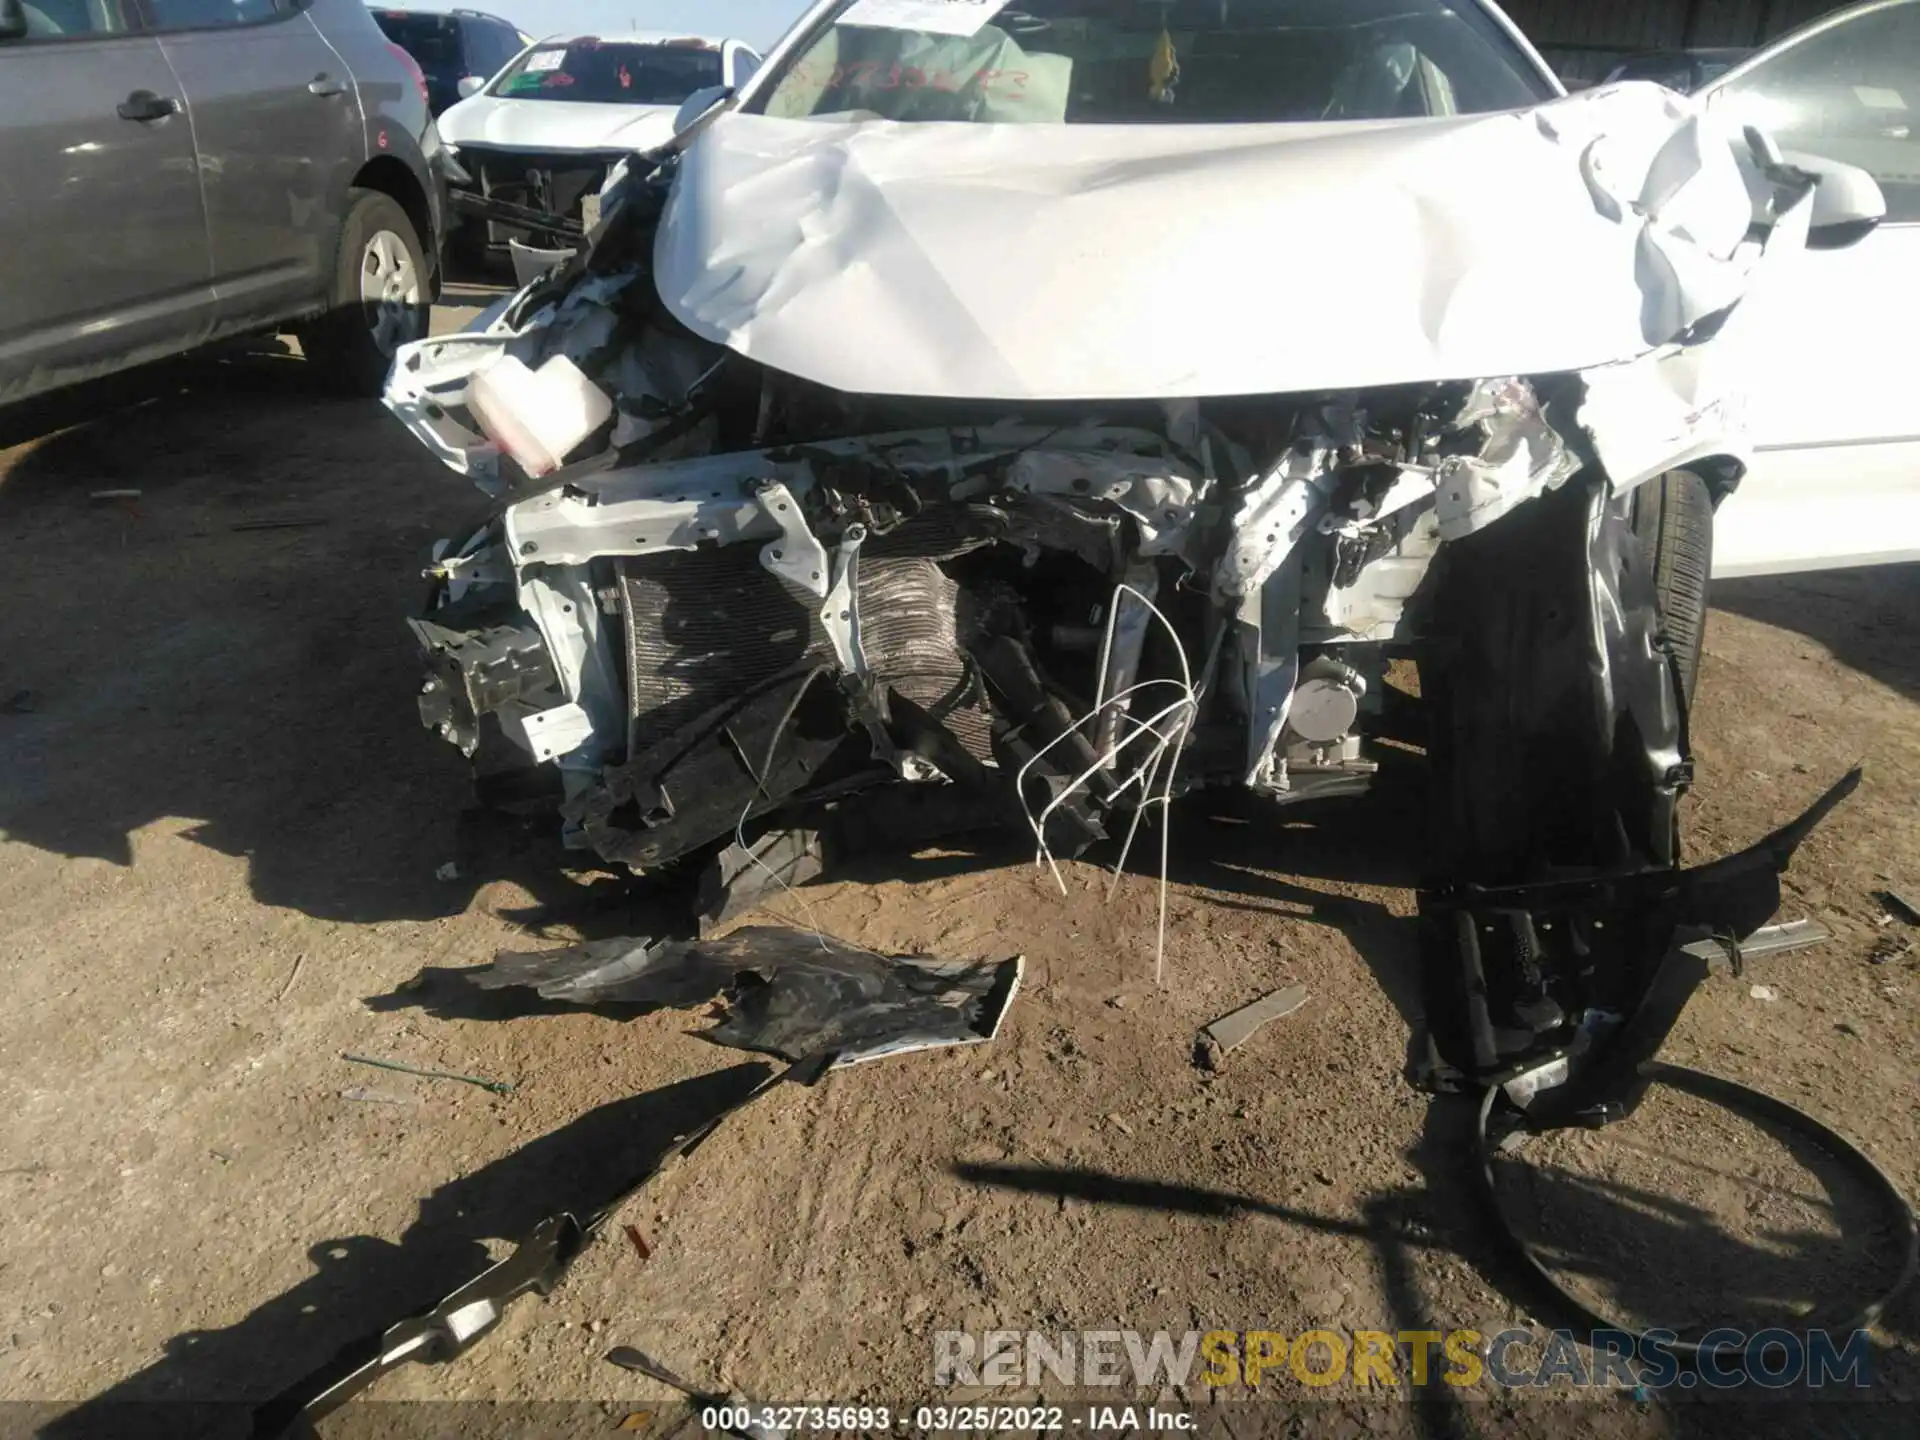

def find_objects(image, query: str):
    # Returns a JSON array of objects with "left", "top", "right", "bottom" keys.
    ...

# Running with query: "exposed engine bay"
[
  {"left": 399, "top": 301, "right": 1592, "bottom": 880},
  {"left": 386, "top": 88, "right": 1845, "bottom": 1106},
  {"left": 455, "top": 146, "right": 629, "bottom": 256}
]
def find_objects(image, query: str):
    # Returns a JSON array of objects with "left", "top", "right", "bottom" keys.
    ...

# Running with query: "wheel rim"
[{"left": 359, "top": 229, "right": 423, "bottom": 356}]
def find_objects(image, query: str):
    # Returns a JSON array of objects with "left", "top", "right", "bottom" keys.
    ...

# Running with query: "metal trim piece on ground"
[{"left": 1473, "top": 1061, "right": 1920, "bottom": 1364}]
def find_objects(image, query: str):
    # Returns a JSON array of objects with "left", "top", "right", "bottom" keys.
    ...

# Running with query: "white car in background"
[
  {"left": 437, "top": 31, "right": 764, "bottom": 268},
  {"left": 1692, "top": 0, "right": 1920, "bottom": 575}
]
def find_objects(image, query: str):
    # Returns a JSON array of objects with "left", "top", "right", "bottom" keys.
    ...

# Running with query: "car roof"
[
  {"left": 375, "top": 6, "right": 517, "bottom": 25},
  {"left": 531, "top": 32, "right": 750, "bottom": 52}
]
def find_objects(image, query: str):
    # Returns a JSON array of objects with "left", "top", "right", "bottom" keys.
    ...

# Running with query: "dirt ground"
[{"left": 0, "top": 313, "right": 1915, "bottom": 1440}]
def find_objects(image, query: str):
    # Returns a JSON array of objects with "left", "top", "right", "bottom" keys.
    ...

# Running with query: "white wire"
[
  {"left": 732, "top": 795, "right": 831, "bottom": 951},
  {"left": 1031, "top": 693, "right": 1194, "bottom": 866},
  {"left": 1016, "top": 682, "right": 1193, "bottom": 890},
  {"left": 1109, "top": 620, "right": 1223, "bottom": 894},
  {"left": 1014, "top": 582, "right": 1199, "bottom": 985},
  {"left": 1115, "top": 624, "right": 1221, "bottom": 984},
  {"left": 1087, "top": 583, "right": 1202, "bottom": 988},
  {"left": 1015, "top": 582, "right": 1195, "bottom": 832}
]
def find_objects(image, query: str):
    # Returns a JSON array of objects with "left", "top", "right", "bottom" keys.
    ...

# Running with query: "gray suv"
[{"left": 0, "top": 0, "right": 450, "bottom": 403}]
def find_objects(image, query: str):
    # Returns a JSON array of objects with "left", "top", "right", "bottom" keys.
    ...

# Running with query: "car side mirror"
[
  {"left": 1788, "top": 151, "right": 1887, "bottom": 250},
  {"left": 0, "top": 0, "right": 29, "bottom": 42},
  {"left": 457, "top": 75, "right": 487, "bottom": 101},
  {"left": 674, "top": 84, "right": 734, "bottom": 135}
]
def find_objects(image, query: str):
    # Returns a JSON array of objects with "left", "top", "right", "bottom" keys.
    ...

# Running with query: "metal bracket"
[
  {"left": 821, "top": 522, "right": 870, "bottom": 677},
  {"left": 1680, "top": 917, "right": 1831, "bottom": 974},
  {"left": 1244, "top": 561, "right": 1303, "bottom": 790},
  {"left": 503, "top": 701, "right": 597, "bottom": 764},
  {"left": 1216, "top": 447, "right": 1335, "bottom": 600},
  {"left": 1095, "top": 565, "right": 1159, "bottom": 760},
  {"left": 756, "top": 479, "right": 830, "bottom": 600},
  {"left": 260, "top": 1214, "right": 587, "bottom": 1434},
  {"left": 818, "top": 522, "right": 908, "bottom": 772}
]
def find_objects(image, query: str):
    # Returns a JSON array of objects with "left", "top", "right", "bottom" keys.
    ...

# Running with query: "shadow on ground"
[
  {"left": 957, "top": 1082, "right": 1918, "bottom": 1439},
  {"left": 1715, "top": 565, "right": 1920, "bottom": 703},
  {"left": 38, "top": 1062, "right": 776, "bottom": 1440},
  {"left": 956, "top": 1093, "right": 1486, "bottom": 1439},
  {"left": 0, "top": 343, "right": 577, "bottom": 926}
]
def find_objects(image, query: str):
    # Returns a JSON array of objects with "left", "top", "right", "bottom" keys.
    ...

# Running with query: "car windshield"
[
  {"left": 492, "top": 40, "right": 725, "bottom": 105},
  {"left": 752, "top": 0, "right": 1553, "bottom": 123},
  {"left": 373, "top": 11, "right": 466, "bottom": 85}
]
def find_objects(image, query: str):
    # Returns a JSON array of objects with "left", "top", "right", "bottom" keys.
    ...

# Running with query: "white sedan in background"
[
  {"left": 1694, "top": 0, "right": 1920, "bottom": 575},
  {"left": 437, "top": 32, "right": 764, "bottom": 269}
]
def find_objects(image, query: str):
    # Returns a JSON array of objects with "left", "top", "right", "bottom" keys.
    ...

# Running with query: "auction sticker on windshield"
[
  {"left": 525, "top": 49, "right": 565, "bottom": 72},
  {"left": 840, "top": 0, "right": 1010, "bottom": 37}
]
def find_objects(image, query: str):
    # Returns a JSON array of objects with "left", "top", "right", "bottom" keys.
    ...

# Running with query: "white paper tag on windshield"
[
  {"left": 840, "top": 0, "right": 1010, "bottom": 38},
  {"left": 525, "top": 50, "right": 565, "bottom": 73}
]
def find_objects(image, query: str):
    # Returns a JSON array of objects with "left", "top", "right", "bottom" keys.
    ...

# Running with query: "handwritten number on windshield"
[{"left": 793, "top": 60, "right": 1030, "bottom": 98}]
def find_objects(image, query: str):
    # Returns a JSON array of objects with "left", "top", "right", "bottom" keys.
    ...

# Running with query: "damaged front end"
[
  {"left": 386, "top": 84, "right": 1832, "bottom": 1106},
  {"left": 395, "top": 333, "right": 1595, "bottom": 878}
]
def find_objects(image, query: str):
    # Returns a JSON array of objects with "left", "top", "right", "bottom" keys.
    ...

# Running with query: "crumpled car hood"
[
  {"left": 654, "top": 84, "right": 1759, "bottom": 401},
  {"left": 441, "top": 95, "right": 680, "bottom": 153}
]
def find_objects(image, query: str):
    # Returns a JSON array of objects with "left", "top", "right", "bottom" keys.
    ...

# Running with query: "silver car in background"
[{"left": 0, "top": 0, "right": 450, "bottom": 402}]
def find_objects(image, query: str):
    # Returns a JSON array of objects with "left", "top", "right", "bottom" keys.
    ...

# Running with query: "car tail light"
[{"left": 386, "top": 41, "right": 431, "bottom": 108}]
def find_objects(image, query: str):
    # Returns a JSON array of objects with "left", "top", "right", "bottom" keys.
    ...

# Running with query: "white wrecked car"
[
  {"left": 388, "top": 0, "right": 1898, "bottom": 1081},
  {"left": 437, "top": 31, "right": 765, "bottom": 269}
]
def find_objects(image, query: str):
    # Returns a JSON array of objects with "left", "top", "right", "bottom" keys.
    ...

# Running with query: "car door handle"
[
  {"left": 117, "top": 90, "right": 180, "bottom": 122},
  {"left": 308, "top": 74, "right": 350, "bottom": 97}
]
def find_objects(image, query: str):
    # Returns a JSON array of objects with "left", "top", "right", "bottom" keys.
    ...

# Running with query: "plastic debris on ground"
[
  {"left": 1869, "top": 934, "right": 1916, "bottom": 966},
  {"left": 471, "top": 925, "right": 1022, "bottom": 1066},
  {"left": 1680, "top": 918, "right": 1830, "bottom": 967},
  {"left": 256, "top": 1061, "right": 803, "bottom": 1434},
  {"left": 1878, "top": 889, "right": 1920, "bottom": 926},
  {"left": 1195, "top": 985, "right": 1310, "bottom": 1070}
]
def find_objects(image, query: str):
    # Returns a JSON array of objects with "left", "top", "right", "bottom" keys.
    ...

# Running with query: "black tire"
[
  {"left": 1631, "top": 469, "right": 1714, "bottom": 710},
  {"left": 300, "top": 189, "right": 430, "bottom": 397},
  {"left": 1421, "top": 474, "right": 1690, "bottom": 884}
]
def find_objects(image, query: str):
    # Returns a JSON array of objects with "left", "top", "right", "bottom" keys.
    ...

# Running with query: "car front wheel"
[
  {"left": 1632, "top": 468, "right": 1714, "bottom": 712},
  {"left": 301, "top": 189, "right": 430, "bottom": 396}
]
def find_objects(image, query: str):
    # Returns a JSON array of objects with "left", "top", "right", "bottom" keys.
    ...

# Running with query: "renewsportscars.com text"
[{"left": 933, "top": 1327, "right": 1874, "bottom": 1391}]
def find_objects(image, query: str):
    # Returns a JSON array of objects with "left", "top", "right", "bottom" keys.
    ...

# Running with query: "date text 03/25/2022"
[
  {"left": 912, "top": 1406, "right": 1193, "bottom": 1432},
  {"left": 696, "top": 1406, "right": 1196, "bottom": 1433}
]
